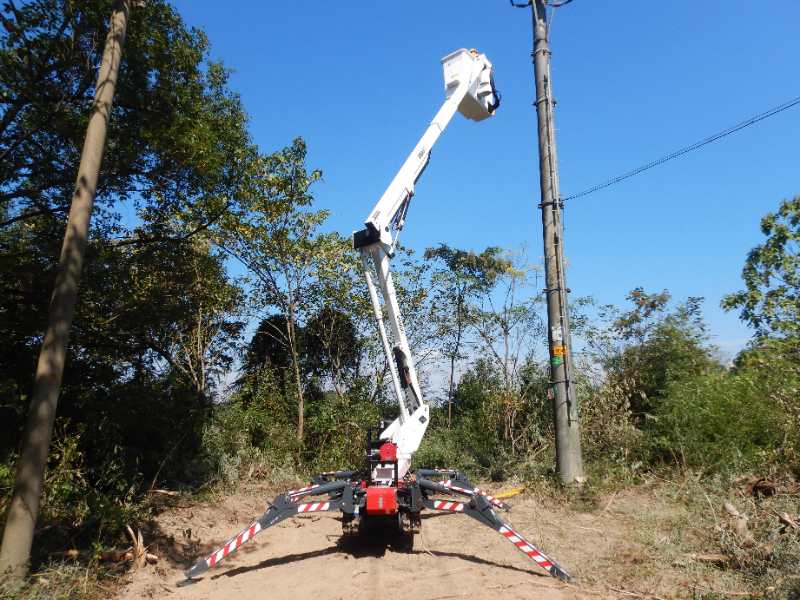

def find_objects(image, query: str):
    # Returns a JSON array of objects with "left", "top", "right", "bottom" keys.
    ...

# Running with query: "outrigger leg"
[
  {"left": 417, "top": 475, "right": 571, "bottom": 582},
  {"left": 184, "top": 480, "right": 350, "bottom": 579}
]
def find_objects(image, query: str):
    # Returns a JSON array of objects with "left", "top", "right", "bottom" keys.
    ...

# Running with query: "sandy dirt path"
[{"left": 116, "top": 484, "right": 689, "bottom": 600}]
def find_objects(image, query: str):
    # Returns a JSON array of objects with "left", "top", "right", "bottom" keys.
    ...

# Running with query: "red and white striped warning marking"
[
  {"left": 474, "top": 486, "right": 507, "bottom": 510},
  {"left": 441, "top": 480, "right": 507, "bottom": 510},
  {"left": 296, "top": 501, "right": 331, "bottom": 513},
  {"left": 287, "top": 484, "right": 320, "bottom": 497},
  {"left": 498, "top": 525, "right": 554, "bottom": 572},
  {"left": 206, "top": 520, "right": 262, "bottom": 568},
  {"left": 432, "top": 500, "right": 465, "bottom": 512}
]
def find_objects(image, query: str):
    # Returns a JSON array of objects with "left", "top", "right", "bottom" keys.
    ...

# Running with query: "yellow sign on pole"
[{"left": 553, "top": 345, "right": 566, "bottom": 357}]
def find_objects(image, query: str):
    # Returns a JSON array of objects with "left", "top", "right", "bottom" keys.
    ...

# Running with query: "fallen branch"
[
  {"left": 147, "top": 489, "right": 180, "bottom": 497},
  {"left": 683, "top": 552, "right": 732, "bottom": 567},
  {"left": 777, "top": 512, "right": 799, "bottom": 531},
  {"left": 603, "top": 491, "right": 619, "bottom": 513},
  {"left": 723, "top": 502, "right": 753, "bottom": 542},
  {"left": 125, "top": 525, "right": 148, "bottom": 570}
]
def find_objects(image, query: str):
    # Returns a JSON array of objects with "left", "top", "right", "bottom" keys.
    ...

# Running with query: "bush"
[
  {"left": 199, "top": 389, "right": 299, "bottom": 486},
  {"left": 651, "top": 371, "right": 790, "bottom": 473},
  {"left": 579, "top": 377, "right": 646, "bottom": 471},
  {"left": 200, "top": 372, "right": 391, "bottom": 484},
  {"left": 411, "top": 359, "right": 556, "bottom": 481},
  {"left": 302, "top": 380, "right": 383, "bottom": 472},
  {"left": 414, "top": 423, "right": 482, "bottom": 474},
  {"left": 0, "top": 422, "right": 148, "bottom": 569}
]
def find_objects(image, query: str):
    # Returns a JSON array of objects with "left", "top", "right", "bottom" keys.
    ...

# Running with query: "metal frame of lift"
[{"left": 185, "top": 48, "right": 572, "bottom": 585}]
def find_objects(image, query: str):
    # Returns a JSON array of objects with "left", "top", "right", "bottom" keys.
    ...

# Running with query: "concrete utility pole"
[
  {"left": 0, "top": 0, "right": 131, "bottom": 579},
  {"left": 528, "top": 0, "right": 584, "bottom": 484}
]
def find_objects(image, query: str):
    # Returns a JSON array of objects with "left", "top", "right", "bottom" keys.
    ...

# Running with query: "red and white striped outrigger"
[
  {"left": 440, "top": 478, "right": 508, "bottom": 510},
  {"left": 185, "top": 457, "right": 571, "bottom": 583}
]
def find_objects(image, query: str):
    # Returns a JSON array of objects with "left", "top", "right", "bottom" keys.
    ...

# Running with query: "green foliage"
[
  {"left": 201, "top": 370, "right": 384, "bottom": 483},
  {"left": 241, "top": 307, "right": 363, "bottom": 398},
  {"left": 413, "top": 358, "right": 554, "bottom": 481},
  {"left": 591, "top": 289, "right": 722, "bottom": 425},
  {"left": 1, "top": 422, "right": 148, "bottom": 570},
  {"left": 1, "top": 0, "right": 254, "bottom": 235},
  {"left": 424, "top": 245, "right": 511, "bottom": 393},
  {"left": 414, "top": 423, "right": 482, "bottom": 475},
  {"left": 735, "top": 337, "right": 800, "bottom": 396},
  {"left": 723, "top": 197, "right": 800, "bottom": 339},
  {"left": 651, "top": 371, "right": 790, "bottom": 472},
  {"left": 470, "top": 250, "right": 545, "bottom": 392},
  {"left": 213, "top": 137, "right": 343, "bottom": 442},
  {"left": 302, "top": 380, "right": 382, "bottom": 471},
  {"left": 0, "top": 0, "right": 258, "bottom": 561},
  {"left": 1, "top": 0, "right": 252, "bottom": 460},
  {"left": 200, "top": 383, "right": 299, "bottom": 486},
  {"left": 575, "top": 363, "right": 644, "bottom": 470},
  {"left": 0, "top": 561, "right": 113, "bottom": 600}
]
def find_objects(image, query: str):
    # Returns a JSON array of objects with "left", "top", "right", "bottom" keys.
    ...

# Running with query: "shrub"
[
  {"left": 302, "top": 381, "right": 383, "bottom": 472},
  {"left": 651, "top": 371, "right": 790, "bottom": 473},
  {"left": 199, "top": 391, "right": 299, "bottom": 486},
  {"left": 0, "top": 422, "right": 147, "bottom": 569},
  {"left": 579, "top": 376, "right": 646, "bottom": 469}
]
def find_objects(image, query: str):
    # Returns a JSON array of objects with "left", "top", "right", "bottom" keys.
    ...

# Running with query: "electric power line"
[{"left": 563, "top": 94, "right": 800, "bottom": 202}]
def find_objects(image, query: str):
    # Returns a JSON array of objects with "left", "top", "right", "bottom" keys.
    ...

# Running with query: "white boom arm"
[{"left": 354, "top": 49, "right": 499, "bottom": 477}]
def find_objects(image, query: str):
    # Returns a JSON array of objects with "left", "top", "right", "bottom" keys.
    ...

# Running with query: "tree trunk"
[
  {"left": 286, "top": 301, "right": 304, "bottom": 442},
  {"left": 447, "top": 292, "right": 466, "bottom": 429},
  {"left": 447, "top": 354, "right": 456, "bottom": 428},
  {"left": 291, "top": 347, "right": 305, "bottom": 442},
  {"left": 0, "top": 1, "right": 130, "bottom": 580}
]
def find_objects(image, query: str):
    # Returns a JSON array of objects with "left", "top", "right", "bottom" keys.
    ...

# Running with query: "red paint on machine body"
[
  {"left": 365, "top": 486, "right": 398, "bottom": 515},
  {"left": 378, "top": 442, "right": 397, "bottom": 462}
]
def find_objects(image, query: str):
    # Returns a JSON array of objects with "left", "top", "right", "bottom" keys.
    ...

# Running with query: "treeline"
[{"left": 1, "top": 0, "right": 798, "bottom": 571}]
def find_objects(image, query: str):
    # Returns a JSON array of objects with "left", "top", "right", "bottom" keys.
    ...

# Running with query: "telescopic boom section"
[{"left": 353, "top": 49, "right": 499, "bottom": 478}]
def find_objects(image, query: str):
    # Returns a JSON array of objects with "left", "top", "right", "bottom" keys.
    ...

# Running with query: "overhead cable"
[{"left": 563, "top": 94, "right": 800, "bottom": 201}]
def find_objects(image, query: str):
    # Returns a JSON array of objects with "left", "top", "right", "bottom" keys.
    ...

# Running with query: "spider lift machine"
[{"left": 185, "top": 48, "right": 571, "bottom": 583}]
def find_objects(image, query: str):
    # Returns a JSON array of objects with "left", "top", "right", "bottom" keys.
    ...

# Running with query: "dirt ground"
[{"left": 115, "top": 482, "right": 738, "bottom": 600}]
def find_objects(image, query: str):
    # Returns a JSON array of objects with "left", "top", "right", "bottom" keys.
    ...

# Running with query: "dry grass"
[
  {"left": 0, "top": 563, "right": 119, "bottom": 600},
  {"left": 2, "top": 471, "right": 797, "bottom": 600},
  {"left": 551, "top": 470, "right": 800, "bottom": 599}
]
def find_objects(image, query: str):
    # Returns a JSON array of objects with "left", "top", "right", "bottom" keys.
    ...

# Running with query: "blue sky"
[{"left": 172, "top": 1, "right": 799, "bottom": 359}]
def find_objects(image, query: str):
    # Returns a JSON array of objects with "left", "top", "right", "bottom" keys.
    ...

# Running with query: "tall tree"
[
  {"left": 1, "top": 0, "right": 257, "bottom": 571},
  {"left": 216, "top": 139, "right": 324, "bottom": 443},
  {"left": 472, "top": 250, "right": 543, "bottom": 391},
  {"left": 0, "top": 0, "right": 130, "bottom": 579},
  {"left": 304, "top": 306, "right": 363, "bottom": 397},
  {"left": 303, "top": 235, "right": 369, "bottom": 397},
  {"left": 122, "top": 239, "right": 244, "bottom": 399},
  {"left": 424, "top": 244, "right": 508, "bottom": 427},
  {"left": 470, "top": 250, "right": 543, "bottom": 445}
]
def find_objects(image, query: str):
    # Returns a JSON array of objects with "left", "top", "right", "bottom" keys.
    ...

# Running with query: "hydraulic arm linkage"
[{"left": 353, "top": 49, "right": 500, "bottom": 478}]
